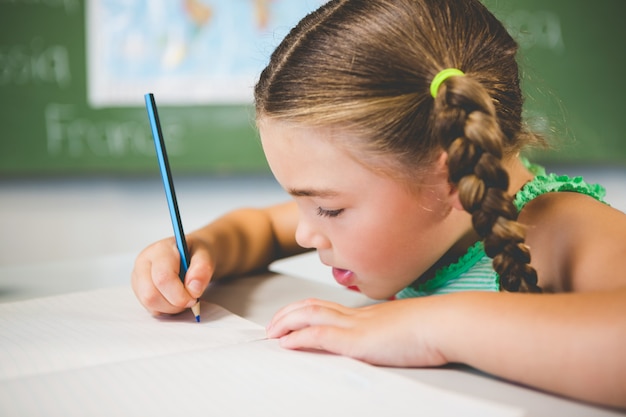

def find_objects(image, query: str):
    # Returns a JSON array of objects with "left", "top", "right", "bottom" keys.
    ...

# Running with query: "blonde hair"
[{"left": 255, "top": 0, "right": 544, "bottom": 292}]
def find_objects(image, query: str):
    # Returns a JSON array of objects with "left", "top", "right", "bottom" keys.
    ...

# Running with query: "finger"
[
  {"left": 278, "top": 326, "right": 404, "bottom": 366},
  {"left": 131, "top": 260, "right": 183, "bottom": 316},
  {"left": 268, "top": 299, "right": 341, "bottom": 334},
  {"left": 184, "top": 247, "right": 214, "bottom": 298},
  {"left": 270, "top": 298, "right": 352, "bottom": 326},
  {"left": 266, "top": 302, "right": 351, "bottom": 338},
  {"left": 278, "top": 325, "right": 351, "bottom": 356},
  {"left": 150, "top": 253, "right": 195, "bottom": 309}
]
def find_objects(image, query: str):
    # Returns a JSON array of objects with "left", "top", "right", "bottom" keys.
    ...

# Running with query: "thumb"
[{"left": 184, "top": 250, "right": 214, "bottom": 299}]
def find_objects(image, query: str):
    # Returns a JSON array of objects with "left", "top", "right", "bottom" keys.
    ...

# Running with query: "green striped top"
[{"left": 396, "top": 161, "right": 607, "bottom": 298}]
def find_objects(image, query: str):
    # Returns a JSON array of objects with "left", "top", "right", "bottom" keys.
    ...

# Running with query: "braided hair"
[
  {"left": 432, "top": 75, "right": 541, "bottom": 292},
  {"left": 255, "top": 0, "right": 545, "bottom": 292}
]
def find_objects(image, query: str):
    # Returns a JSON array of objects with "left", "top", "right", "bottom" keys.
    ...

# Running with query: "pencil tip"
[{"left": 190, "top": 301, "right": 201, "bottom": 322}]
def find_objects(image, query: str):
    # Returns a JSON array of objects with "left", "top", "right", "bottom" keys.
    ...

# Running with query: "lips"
[{"left": 332, "top": 267, "right": 355, "bottom": 287}]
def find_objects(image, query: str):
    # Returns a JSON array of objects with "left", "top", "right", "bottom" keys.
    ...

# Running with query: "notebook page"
[
  {"left": 0, "top": 338, "right": 525, "bottom": 417},
  {"left": 0, "top": 286, "right": 266, "bottom": 380},
  {"left": 0, "top": 285, "right": 525, "bottom": 416}
]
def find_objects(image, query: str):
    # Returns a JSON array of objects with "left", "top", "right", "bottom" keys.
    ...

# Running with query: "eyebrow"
[{"left": 287, "top": 187, "right": 339, "bottom": 198}]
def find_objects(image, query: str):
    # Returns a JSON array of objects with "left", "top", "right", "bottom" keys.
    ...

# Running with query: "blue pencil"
[{"left": 144, "top": 93, "right": 201, "bottom": 322}]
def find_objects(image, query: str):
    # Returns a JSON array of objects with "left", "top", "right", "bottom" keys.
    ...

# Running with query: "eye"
[{"left": 316, "top": 207, "right": 344, "bottom": 218}]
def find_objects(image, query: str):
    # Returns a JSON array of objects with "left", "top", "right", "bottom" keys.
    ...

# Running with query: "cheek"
[
  {"left": 334, "top": 215, "right": 412, "bottom": 270},
  {"left": 338, "top": 204, "right": 452, "bottom": 277}
]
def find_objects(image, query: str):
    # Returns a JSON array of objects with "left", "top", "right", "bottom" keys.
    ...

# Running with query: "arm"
[
  {"left": 441, "top": 290, "right": 626, "bottom": 408},
  {"left": 195, "top": 201, "right": 304, "bottom": 280},
  {"left": 268, "top": 290, "right": 626, "bottom": 408},
  {"left": 132, "top": 201, "right": 304, "bottom": 316},
  {"left": 267, "top": 193, "right": 626, "bottom": 408}
]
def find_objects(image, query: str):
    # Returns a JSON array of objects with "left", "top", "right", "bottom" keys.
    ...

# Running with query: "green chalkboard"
[
  {"left": 1, "top": 1, "right": 625, "bottom": 176},
  {"left": 482, "top": 0, "right": 626, "bottom": 165},
  {"left": 0, "top": 0, "right": 275, "bottom": 176}
]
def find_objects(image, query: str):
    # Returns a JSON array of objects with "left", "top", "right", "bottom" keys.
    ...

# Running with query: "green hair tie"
[{"left": 430, "top": 68, "right": 465, "bottom": 98}]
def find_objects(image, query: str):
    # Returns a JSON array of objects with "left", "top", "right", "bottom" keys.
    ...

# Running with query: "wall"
[{"left": 1, "top": 0, "right": 625, "bottom": 177}]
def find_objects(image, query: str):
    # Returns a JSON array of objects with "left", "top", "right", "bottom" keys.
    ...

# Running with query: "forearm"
[
  {"left": 435, "top": 290, "right": 626, "bottom": 408},
  {"left": 190, "top": 203, "right": 304, "bottom": 280}
]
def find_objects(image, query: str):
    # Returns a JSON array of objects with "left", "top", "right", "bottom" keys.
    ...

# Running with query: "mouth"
[{"left": 331, "top": 267, "right": 356, "bottom": 287}]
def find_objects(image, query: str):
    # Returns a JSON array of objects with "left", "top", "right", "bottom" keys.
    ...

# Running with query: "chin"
[{"left": 359, "top": 287, "right": 397, "bottom": 301}]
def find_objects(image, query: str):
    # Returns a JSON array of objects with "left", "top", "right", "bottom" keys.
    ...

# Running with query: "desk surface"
[{"left": 0, "top": 254, "right": 623, "bottom": 417}]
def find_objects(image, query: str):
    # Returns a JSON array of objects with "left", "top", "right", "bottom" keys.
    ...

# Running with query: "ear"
[{"left": 434, "top": 150, "right": 465, "bottom": 212}]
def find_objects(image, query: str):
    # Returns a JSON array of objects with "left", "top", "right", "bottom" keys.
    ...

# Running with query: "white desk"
[{"left": 0, "top": 254, "right": 623, "bottom": 417}]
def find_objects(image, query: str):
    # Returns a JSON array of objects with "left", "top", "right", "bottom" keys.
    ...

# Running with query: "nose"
[{"left": 295, "top": 217, "right": 331, "bottom": 250}]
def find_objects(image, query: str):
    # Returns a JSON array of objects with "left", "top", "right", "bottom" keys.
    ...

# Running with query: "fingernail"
[{"left": 187, "top": 280, "right": 203, "bottom": 297}]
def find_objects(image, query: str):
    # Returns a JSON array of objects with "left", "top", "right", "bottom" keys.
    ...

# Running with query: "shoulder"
[{"left": 519, "top": 192, "right": 626, "bottom": 292}]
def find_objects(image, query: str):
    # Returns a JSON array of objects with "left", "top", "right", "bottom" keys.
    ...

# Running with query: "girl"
[{"left": 132, "top": 0, "right": 626, "bottom": 408}]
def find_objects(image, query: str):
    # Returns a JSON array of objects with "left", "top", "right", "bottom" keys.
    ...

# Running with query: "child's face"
[{"left": 259, "top": 119, "right": 471, "bottom": 300}]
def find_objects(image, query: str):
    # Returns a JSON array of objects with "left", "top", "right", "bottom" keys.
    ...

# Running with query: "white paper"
[
  {"left": 0, "top": 287, "right": 525, "bottom": 417},
  {"left": 0, "top": 286, "right": 265, "bottom": 381}
]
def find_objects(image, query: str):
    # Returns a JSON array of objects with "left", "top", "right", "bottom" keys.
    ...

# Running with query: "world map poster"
[{"left": 87, "top": 0, "right": 326, "bottom": 107}]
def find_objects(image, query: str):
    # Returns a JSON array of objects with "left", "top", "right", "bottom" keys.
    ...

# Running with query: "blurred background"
[{"left": 1, "top": 0, "right": 625, "bottom": 272}]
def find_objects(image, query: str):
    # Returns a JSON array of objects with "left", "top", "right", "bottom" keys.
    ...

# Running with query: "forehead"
[
  {"left": 258, "top": 118, "right": 436, "bottom": 197},
  {"left": 258, "top": 119, "right": 384, "bottom": 195}
]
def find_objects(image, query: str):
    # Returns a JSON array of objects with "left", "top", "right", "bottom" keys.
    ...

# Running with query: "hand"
[
  {"left": 266, "top": 298, "right": 448, "bottom": 367},
  {"left": 131, "top": 236, "right": 214, "bottom": 316}
]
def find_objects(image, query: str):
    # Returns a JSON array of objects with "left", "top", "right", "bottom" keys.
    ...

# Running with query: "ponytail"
[{"left": 432, "top": 74, "right": 541, "bottom": 293}]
